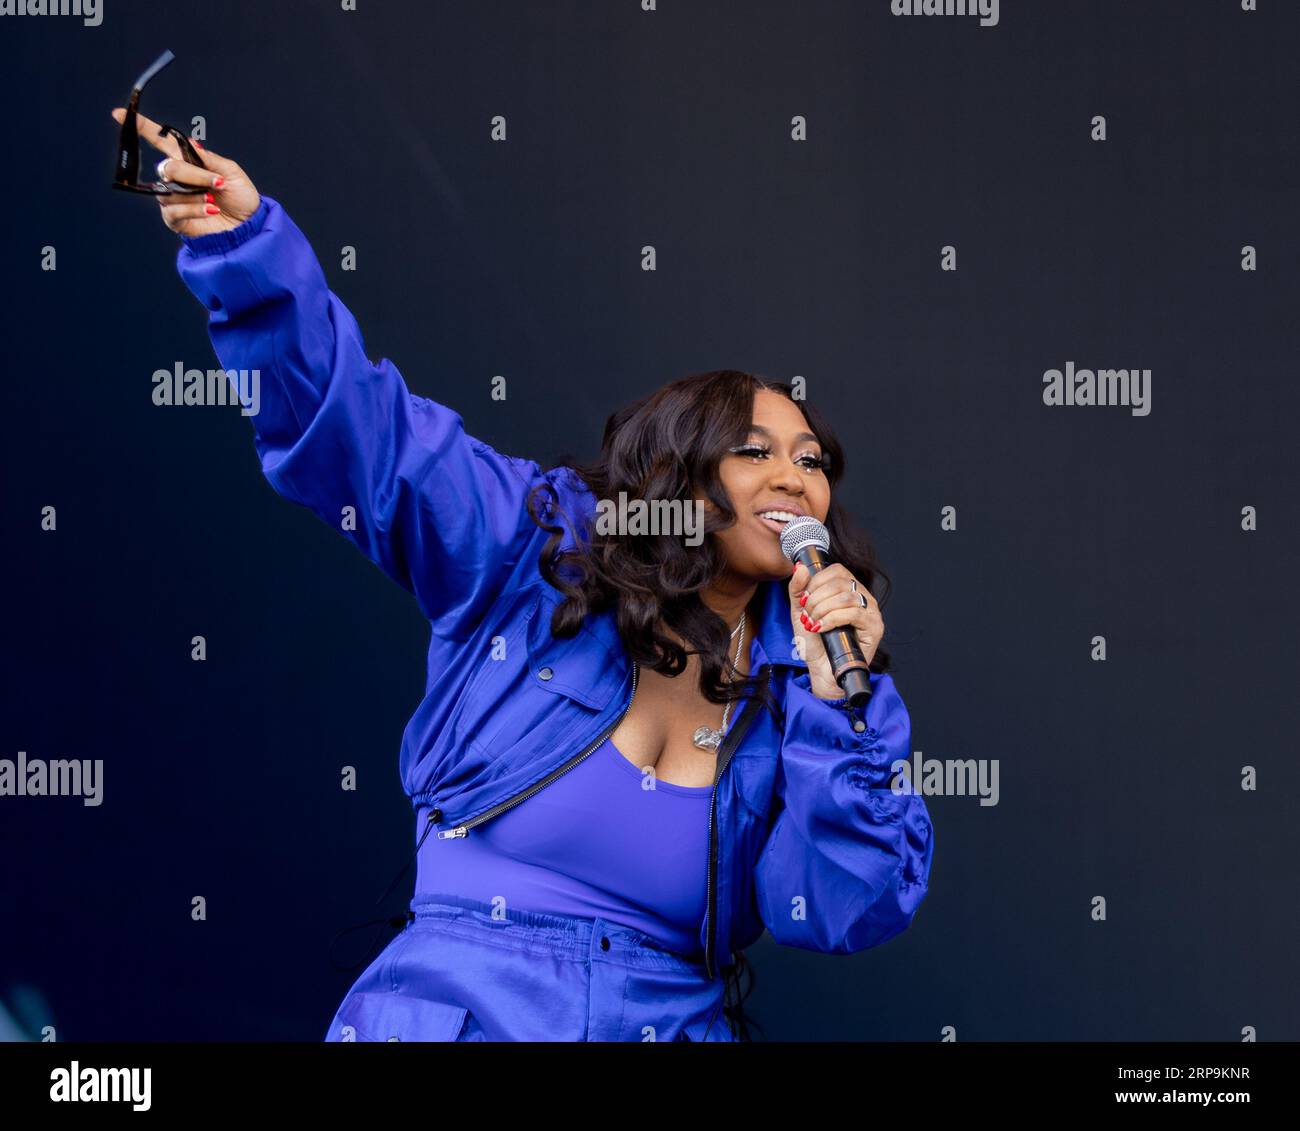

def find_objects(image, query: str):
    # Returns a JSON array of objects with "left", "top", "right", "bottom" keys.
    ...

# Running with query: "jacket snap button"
[
  {"left": 852, "top": 720, "right": 866, "bottom": 732},
  {"left": 538, "top": 667, "right": 553, "bottom": 681},
  {"left": 600, "top": 936, "right": 610, "bottom": 951}
]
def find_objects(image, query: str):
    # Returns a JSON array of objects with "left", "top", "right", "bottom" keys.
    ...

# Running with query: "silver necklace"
[{"left": 691, "top": 610, "right": 747, "bottom": 751}]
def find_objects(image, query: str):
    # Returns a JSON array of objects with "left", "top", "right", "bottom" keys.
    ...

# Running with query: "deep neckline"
[{"left": 601, "top": 736, "right": 714, "bottom": 796}]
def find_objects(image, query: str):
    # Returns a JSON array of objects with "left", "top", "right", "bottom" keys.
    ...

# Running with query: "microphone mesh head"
[{"left": 779, "top": 515, "right": 830, "bottom": 562}]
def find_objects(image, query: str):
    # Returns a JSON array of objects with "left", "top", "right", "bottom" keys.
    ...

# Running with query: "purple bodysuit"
[{"left": 419, "top": 736, "right": 713, "bottom": 956}]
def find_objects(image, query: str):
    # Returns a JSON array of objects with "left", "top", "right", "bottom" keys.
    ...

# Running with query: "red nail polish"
[
  {"left": 192, "top": 138, "right": 204, "bottom": 150},
  {"left": 213, "top": 175, "right": 225, "bottom": 189},
  {"left": 204, "top": 192, "right": 214, "bottom": 203},
  {"left": 799, "top": 593, "right": 807, "bottom": 607},
  {"left": 812, "top": 620, "right": 822, "bottom": 632},
  {"left": 205, "top": 204, "right": 220, "bottom": 215}
]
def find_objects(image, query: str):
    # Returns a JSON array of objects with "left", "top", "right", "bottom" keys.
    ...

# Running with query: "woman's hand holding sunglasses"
[{"left": 110, "top": 107, "right": 260, "bottom": 237}]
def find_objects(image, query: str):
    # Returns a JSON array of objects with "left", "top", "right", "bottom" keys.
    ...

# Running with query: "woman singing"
[{"left": 114, "top": 109, "right": 935, "bottom": 1042}]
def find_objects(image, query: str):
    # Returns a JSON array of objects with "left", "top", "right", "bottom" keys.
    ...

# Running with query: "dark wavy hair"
[
  {"left": 526, "top": 369, "right": 892, "bottom": 687},
  {"left": 524, "top": 368, "right": 893, "bottom": 1038}
]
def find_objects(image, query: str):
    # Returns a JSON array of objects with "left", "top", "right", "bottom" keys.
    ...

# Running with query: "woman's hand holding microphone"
[
  {"left": 110, "top": 107, "right": 260, "bottom": 237},
  {"left": 788, "top": 561, "right": 883, "bottom": 701}
]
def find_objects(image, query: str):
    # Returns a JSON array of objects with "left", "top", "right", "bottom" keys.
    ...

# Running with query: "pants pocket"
[{"left": 334, "top": 990, "right": 471, "bottom": 1043}]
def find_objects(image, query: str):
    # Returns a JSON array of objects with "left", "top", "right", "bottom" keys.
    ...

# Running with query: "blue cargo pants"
[{"left": 323, "top": 893, "right": 737, "bottom": 1042}]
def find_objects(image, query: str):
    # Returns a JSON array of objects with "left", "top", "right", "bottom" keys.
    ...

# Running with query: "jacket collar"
[{"left": 748, "top": 575, "right": 804, "bottom": 674}]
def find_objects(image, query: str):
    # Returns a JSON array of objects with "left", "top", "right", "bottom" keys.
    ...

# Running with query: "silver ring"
[
  {"left": 155, "top": 157, "right": 171, "bottom": 184},
  {"left": 850, "top": 580, "right": 867, "bottom": 608}
]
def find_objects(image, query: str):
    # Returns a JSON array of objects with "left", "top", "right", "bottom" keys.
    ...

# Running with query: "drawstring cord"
[
  {"left": 701, "top": 950, "right": 763, "bottom": 1042},
  {"left": 328, "top": 810, "right": 439, "bottom": 973},
  {"left": 701, "top": 994, "right": 725, "bottom": 1041}
]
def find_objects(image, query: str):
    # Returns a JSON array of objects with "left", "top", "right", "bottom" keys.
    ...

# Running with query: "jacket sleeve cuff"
[
  {"left": 178, "top": 195, "right": 271, "bottom": 258},
  {"left": 785, "top": 670, "right": 909, "bottom": 788},
  {"left": 175, "top": 196, "right": 295, "bottom": 320}
]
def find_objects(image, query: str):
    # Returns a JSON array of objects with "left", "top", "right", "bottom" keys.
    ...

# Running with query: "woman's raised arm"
[{"left": 115, "top": 109, "right": 579, "bottom": 639}]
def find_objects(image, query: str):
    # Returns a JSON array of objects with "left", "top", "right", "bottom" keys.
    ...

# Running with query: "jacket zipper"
[
  {"left": 434, "top": 661, "right": 640, "bottom": 840},
  {"left": 703, "top": 664, "right": 772, "bottom": 982}
]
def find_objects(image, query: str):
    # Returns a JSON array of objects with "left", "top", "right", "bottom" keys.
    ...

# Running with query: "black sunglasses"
[{"left": 112, "top": 49, "right": 210, "bottom": 195}]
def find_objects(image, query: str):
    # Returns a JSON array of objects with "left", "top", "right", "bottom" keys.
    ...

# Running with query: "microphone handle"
[{"left": 800, "top": 546, "right": 873, "bottom": 708}]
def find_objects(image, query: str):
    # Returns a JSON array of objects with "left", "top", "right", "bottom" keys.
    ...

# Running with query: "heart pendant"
[{"left": 692, "top": 725, "right": 722, "bottom": 751}]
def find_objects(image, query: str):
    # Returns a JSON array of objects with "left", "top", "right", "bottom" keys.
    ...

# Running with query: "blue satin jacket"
[{"left": 175, "top": 196, "right": 935, "bottom": 979}]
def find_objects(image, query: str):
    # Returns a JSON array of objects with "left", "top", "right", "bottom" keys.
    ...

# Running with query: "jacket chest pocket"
[
  {"left": 727, "top": 723, "right": 780, "bottom": 823},
  {"left": 451, "top": 591, "right": 629, "bottom": 764}
]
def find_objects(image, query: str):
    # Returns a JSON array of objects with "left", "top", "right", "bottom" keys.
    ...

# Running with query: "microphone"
[{"left": 779, "top": 516, "right": 873, "bottom": 708}]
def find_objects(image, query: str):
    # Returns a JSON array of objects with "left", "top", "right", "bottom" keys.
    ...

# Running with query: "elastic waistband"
[{"left": 407, "top": 892, "right": 717, "bottom": 979}]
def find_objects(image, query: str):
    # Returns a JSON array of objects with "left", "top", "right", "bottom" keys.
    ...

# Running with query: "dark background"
[{"left": 1, "top": 0, "right": 1296, "bottom": 1041}]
